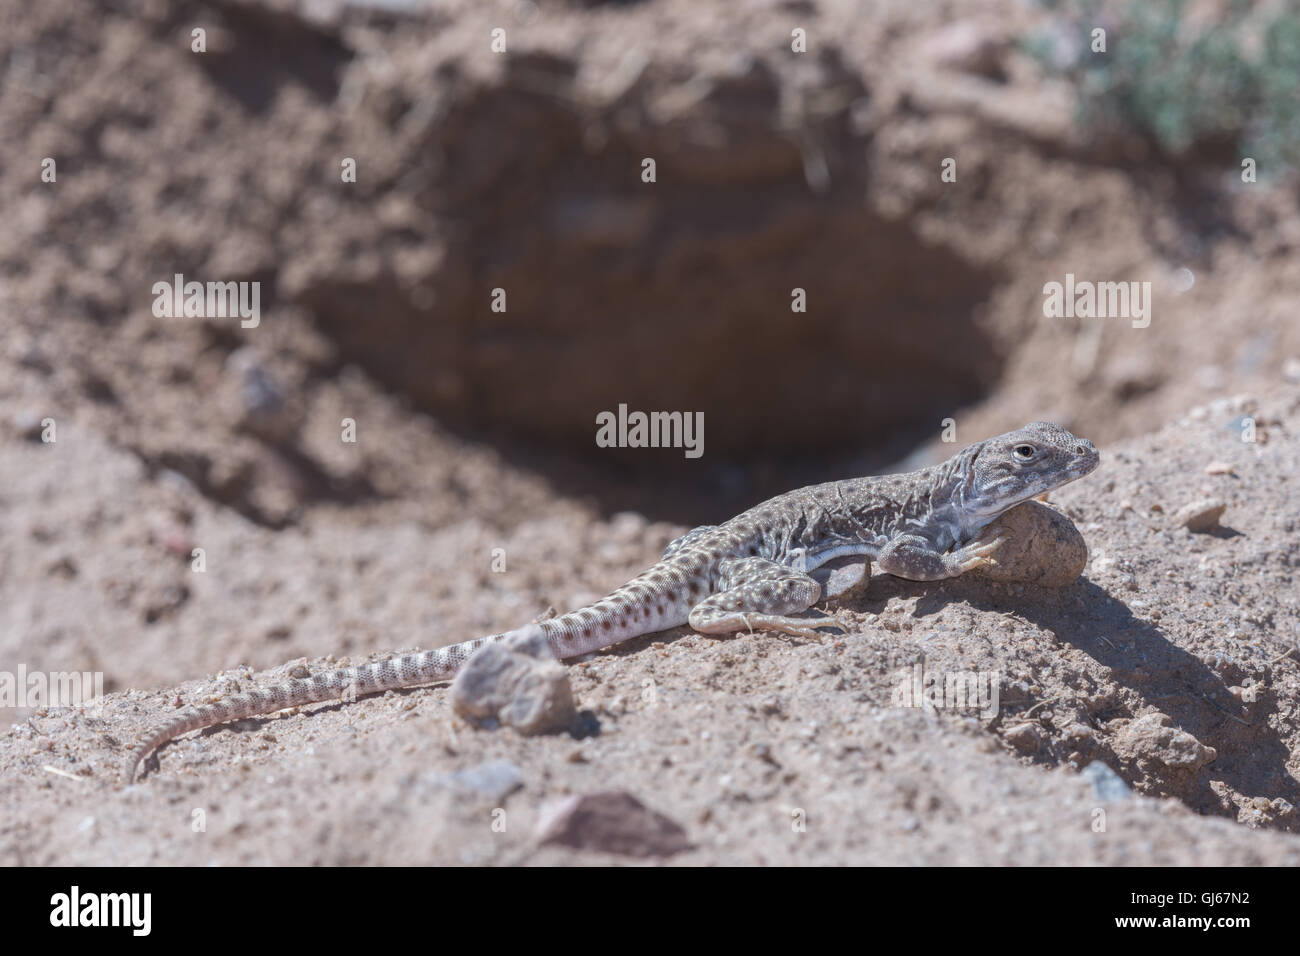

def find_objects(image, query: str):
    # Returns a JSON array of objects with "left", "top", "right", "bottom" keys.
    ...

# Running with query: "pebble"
[
  {"left": 1004, "top": 722, "right": 1042, "bottom": 754},
  {"left": 11, "top": 411, "right": 44, "bottom": 441},
  {"left": 812, "top": 558, "right": 870, "bottom": 601},
  {"left": 1080, "top": 762, "right": 1132, "bottom": 801},
  {"left": 449, "top": 625, "right": 577, "bottom": 734},
  {"left": 1172, "top": 499, "right": 1227, "bottom": 532},
  {"left": 430, "top": 759, "right": 523, "bottom": 803},
  {"left": 535, "top": 791, "right": 692, "bottom": 857}
]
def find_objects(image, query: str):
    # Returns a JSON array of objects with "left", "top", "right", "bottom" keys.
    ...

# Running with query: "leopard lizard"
[{"left": 124, "top": 421, "right": 1099, "bottom": 782}]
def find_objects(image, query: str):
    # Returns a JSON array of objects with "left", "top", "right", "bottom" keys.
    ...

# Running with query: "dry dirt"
[
  {"left": 4, "top": 387, "right": 1299, "bottom": 865},
  {"left": 1, "top": 0, "right": 1299, "bottom": 865}
]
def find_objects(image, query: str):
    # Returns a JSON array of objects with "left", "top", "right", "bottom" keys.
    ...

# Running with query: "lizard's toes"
[
  {"left": 961, "top": 536, "right": 1005, "bottom": 565},
  {"left": 953, "top": 538, "right": 1003, "bottom": 572},
  {"left": 787, "top": 616, "right": 846, "bottom": 639},
  {"left": 818, "top": 614, "right": 850, "bottom": 634}
]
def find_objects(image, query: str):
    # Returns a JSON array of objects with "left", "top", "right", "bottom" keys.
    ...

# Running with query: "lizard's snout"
[{"left": 1070, "top": 438, "right": 1100, "bottom": 473}]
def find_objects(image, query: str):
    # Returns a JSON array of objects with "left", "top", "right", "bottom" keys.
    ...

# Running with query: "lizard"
[{"left": 123, "top": 421, "right": 1099, "bottom": 783}]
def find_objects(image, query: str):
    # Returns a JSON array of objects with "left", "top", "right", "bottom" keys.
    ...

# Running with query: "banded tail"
[
  {"left": 123, "top": 559, "right": 701, "bottom": 783},
  {"left": 123, "top": 638, "right": 491, "bottom": 784}
]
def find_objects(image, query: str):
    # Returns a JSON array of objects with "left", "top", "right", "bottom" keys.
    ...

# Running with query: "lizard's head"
[{"left": 965, "top": 422, "right": 1099, "bottom": 518}]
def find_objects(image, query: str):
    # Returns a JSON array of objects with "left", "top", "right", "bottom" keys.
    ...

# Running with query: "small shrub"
[{"left": 1027, "top": 0, "right": 1300, "bottom": 173}]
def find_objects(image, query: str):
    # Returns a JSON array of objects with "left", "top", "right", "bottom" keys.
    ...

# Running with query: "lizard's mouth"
[{"left": 974, "top": 447, "right": 1101, "bottom": 517}]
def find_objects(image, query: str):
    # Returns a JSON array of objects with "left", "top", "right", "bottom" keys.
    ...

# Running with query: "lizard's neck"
[{"left": 927, "top": 441, "right": 996, "bottom": 544}]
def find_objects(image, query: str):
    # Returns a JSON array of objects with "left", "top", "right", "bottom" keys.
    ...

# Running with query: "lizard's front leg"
[
  {"left": 687, "top": 556, "right": 840, "bottom": 639},
  {"left": 875, "top": 532, "right": 1003, "bottom": 581}
]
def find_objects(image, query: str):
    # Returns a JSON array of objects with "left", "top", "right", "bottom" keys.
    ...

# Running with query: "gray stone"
[
  {"left": 811, "top": 557, "right": 871, "bottom": 601},
  {"left": 450, "top": 626, "right": 577, "bottom": 734},
  {"left": 1081, "top": 761, "right": 1133, "bottom": 801},
  {"left": 431, "top": 759, "right": 523, "bottom": 803}
]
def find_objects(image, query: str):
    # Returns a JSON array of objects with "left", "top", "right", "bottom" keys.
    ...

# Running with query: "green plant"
[{"left": 1028, "top": 0, "right": 1300, "bottom": 173}]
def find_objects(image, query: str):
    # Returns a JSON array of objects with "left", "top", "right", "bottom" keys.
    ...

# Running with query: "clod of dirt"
[
  {"left": 535, "top": 790, "right": 692, "bottom": 858},
  {"left": 972, "top": 499, "right": 1088, "bottom": 587},
  {"left": 1004, "top": 721, "right": 1043, "bottom": 754},
  {"left": 1172, "top": 499, "right": 1227, "bottom": 532},
  {"left": 1112, "top": 713, "right": 1218, "bottom": 773},
  {"left": 450, "top": 626, "right": 577, "bottom": 735}
]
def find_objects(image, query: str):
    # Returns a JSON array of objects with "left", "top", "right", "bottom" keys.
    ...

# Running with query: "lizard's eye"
[{"left": 1014, "top": 444, "right": 1035, "bottom": 460}]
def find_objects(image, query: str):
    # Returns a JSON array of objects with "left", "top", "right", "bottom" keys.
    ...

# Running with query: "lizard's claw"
[
  {"left": 778, "top": 614, "right": 847, "bottom": 639},
  {"left": 952, "top": 536, "right": 1005, "bottom": 572},
  {"left": 815, "top": 613, "right": 849, "bottom": 635}
]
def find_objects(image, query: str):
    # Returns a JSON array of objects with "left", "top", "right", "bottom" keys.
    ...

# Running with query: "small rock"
[
  {"left": 1081, "top": 761, "right": 1132, "bottom": 801},
  {"left": 1004, "top": 722, "right": 1042, "bottom": 754},
  {"left": 1205, "top": 461, "right": 1235, "bottom": 476},
  {"left": 431, "top": 759, "right": 523, "bottom": 803},
  {"left": 159, "top": 526, "right": 194, "bottom": 558},
  {"left": 450, "top": 626, "right": 577, "bottom": 734},
  {"left": 972, "top": 500, "right": 1088, "bottom": 587},
  {"left": 1112, "top": 713, "right": 1216, "bottom": 771},
  {"left": 1172, "top": 499, "right": 1226, "bottom": 532},
  {"left": 921, "top": 20, "right": 1009, "bottom": 80},
  {"left": 810, "top": 557, "right": 871, "bottom": 601},
  {"left": 223, "top": 348, "right": 302, "bottom": 444},
  {"left": 11, "top": 411, "right": 45, "bottom": 441},
  {"left": 535, "top": 791, "right": 692, "bottom": 857}
]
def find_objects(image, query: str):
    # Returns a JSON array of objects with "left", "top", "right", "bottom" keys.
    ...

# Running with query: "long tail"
[
  {"left": 123, "top": 556, "right": 703, "bottom": 783},
  {"left": 122, "top": 633, "right": 508, "bottom": 784}
]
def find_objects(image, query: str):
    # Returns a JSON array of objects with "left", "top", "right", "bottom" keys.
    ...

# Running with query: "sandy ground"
[
  {"left": 2, "top": 385, "right": 1298, "bottom": 864},
  {"left": 2, "top": 0, "right": 1300, "bottom": 866}
]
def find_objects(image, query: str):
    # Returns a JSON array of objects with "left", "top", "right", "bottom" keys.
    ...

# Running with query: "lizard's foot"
[
  {"left": 948, "top": 535, "right": 1005, "bottom": 573},
  {"left": 686, "top": 556, "right": 837, "bottom": 639},
  {"left": 697, "top": 612, "right": 842, "bottom": 640},
  {"left": 878, "top": 532, "right": 1005, "bottom": 581},
  {"left": 688, "top": 556, "right": 827, "bottom": 638},
  {"left": 808, "top": 612, "right": 849, "bottom": 635}
]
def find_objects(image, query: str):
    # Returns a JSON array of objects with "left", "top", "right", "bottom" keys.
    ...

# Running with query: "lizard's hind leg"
[{"left": 687, "top": 556, "right": 838, "bottom": 639}]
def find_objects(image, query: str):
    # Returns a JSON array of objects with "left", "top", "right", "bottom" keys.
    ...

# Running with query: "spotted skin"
[{"left": 123, "top": 422, "right": 1099, "bottom": 783}]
